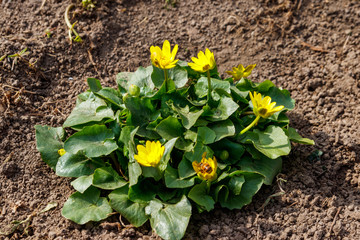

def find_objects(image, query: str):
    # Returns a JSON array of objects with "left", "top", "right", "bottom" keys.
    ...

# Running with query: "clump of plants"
[{"left": 35, "top": 40, "right": 314, "bottom": 240}]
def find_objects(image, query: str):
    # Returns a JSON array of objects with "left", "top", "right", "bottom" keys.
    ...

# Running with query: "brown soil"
[{"left": 1, "top": 0, "right": 359, "bottom": 239}]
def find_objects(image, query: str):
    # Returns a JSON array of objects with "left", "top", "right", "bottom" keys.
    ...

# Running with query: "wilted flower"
[
  {"left": 150, "top": 40, "right": 179, "bottom": 70},
  {"left": 192, "top": 152, "right": 217, "bottom": 181},
  {"left": 188, "top": 49, "right": 216, "bottom": 73},
  {"left": 134, "top": 141, "right": 165, "bottom": 167},
  {"left": 58, "top": 148, "right": 66, "bottom": 156},
  {"left": 249, "top": 91, "right": 284, "bottom": 119},
  {"left": 226, "top": 64, "right": 256, "bottom": 81}
]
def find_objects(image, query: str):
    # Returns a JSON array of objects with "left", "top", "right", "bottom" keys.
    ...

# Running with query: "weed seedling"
[
  {"left": 82, "top": 0, "right": 95, "bottom": 9},
  {"left": 64, "top": 4, "right": 82, "bottom": 44}
]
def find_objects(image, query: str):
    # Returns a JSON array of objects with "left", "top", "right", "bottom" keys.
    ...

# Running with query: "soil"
[{"left": 1, "top": 0, "right": 359, "bottom": 239}]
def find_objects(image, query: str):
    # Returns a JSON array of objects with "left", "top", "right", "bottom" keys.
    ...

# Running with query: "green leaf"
[
  {"left": 197, "top": 127, "right": 216, "bottom": 144},
  {"left": 155, "top": 116, "right": 183, "bottom": 140},
  {"left": 142, "top": 166, "right": 162, "bottom": 181},
  {"left": 95, "top": 88, "right": 123, "bottom": 108},
  {"left": 129, "top": 66, "right": 154, "bottom": 89},
  {"left": 64, "top": 125, "right": 118, "bottom": 158},
  {"left": 211, "top": 139, "right": 245, "bottom": 164},
  {"left": 207, "top": 96, "right": 238, "bottom": 121},
  {"left": 209, "top": 119, "right": 236, "bottom": 142},
  {"left": 109, "top": 186, "right": 148, "bottom": 227},
  {"left": 56, "top": 152, "right": 104, "bottom": 177},
  {"left": 165, "top": 166, "right": 194, "bottom": 188},
  {"left": 228, "top": 175, "right": 245, "bottom": 195},
  {"left": 152, "top": 65, "right": 188, "bottom": 88},
  {"left": 71, "top": 175, "right": 93, "bottom": 193},
  {"left": 125, "top": 97, "right": 160, "bottom": 139},
  {"left": 128, "top": 180, "right": 157, "bottom": 203},
  {"left": 145, "top": 195, "right": 191, "bottom": 240},
  {"left": 178, "top": 157, "right": 196, "bottom": 179},
  {"left": 119, "top": 126, "right": 135, "bottom": 149},
  {"left": 159, "top": 138, "right": 178, "bottom": 172},
  {"left": 213, "top": 184, "right": 229, "bottom": 202},
  {"left": 87, "top": 78, "right": 102, "bottom": 92},
  {"left": 184, "top": 142, "right": 213, "bottom": 163},
  {"left": 266, "top": 87, "right": 295, "bottom": 111},
  {"left": 194, "top": 77, "right": 230, "bottom": 98},
  {"left": 237, "top": 155, "right": 282, "bottom": 185},
  {"left": 286, "top": 127, "right": 315, "bottom": 145},
  {"left": 92, "top": 166, "right": 127, "bottom": 190},
  {"left": 244, "top": 125, "right": 291, "bottom": 159},
  {"left": 116, "top": 72, "right": 132, "bottom": 91},
  {"left": 35, "top": 125, "right": 65, "bottom": 170},
  {"left": 128, "top": 127, "right": 142, "bottom": 186},
  {"left": 170, "top": 104, "right": 204, "bottom": 130},
  {"left": 220, "top": 173, "right": 264, "bottom": 210},
  {"left": 62, "top": 187, "right": 112, "bottom": 225},
  {"left": 184, "top": 130, "right": 197, "bottom": 142},
  {"left": 256, "top": 80, "right": 275, "bottom": 92},
  {"left": 188, "top": 181, "right": 215, "bottom": 211},
  {"left": 63, "top": 96, "right": 114, "bottom": 128}
]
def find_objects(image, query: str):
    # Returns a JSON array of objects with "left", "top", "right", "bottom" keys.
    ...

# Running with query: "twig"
[
  {"left": 327, "top": 206, "right": 342, "bottom": 237},
  {"left": 1, "top": 152, "right": 14, "bottom": 167},
  {"left": 39, "top": 0, "right": 46, "bottom": 10},
  {"left": 343, "top": 35, "right": 350, "bottom": 50},
  {"left": 0, "top": 85, "right": 11, "bottom": 114},
  {"left": 300, "top": 41, "right": 329, "bottom": 53},
  {"left": 119, "top": 215, "right": 132, "bottom": 228},
  {"left": 2, "top": 84, "right": 37, "bottom": 94}
]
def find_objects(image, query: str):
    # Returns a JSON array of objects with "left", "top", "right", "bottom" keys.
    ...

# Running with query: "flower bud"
[
  {"left": 219, "top": 150, "right": 229, "bottom": 161},
  {"left": 129, "top": 84, "right": 140, "bottom": 96}
]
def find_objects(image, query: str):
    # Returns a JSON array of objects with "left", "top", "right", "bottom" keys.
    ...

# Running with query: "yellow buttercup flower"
[
  {"left": 240, "top": 92, "right": 284, "bottom": 135},
  {"left": 134, "top": 141, "right": 165, "bottom": 167},
  {"left": 188, "top": 49, "right": 216, "bottom": 73},
  {"left": 58, "top": 148, "right": 66, "bottom": 156},
  {"left": 150, "top": 40, "right": 179, "bottom": 70},
  {"left": 249, "top": 91, "right": 284, "bottom": 119},
  {"left": 226, "top": 64, "right": 256, "bottom": 81},
  {"left": 192, "top": 152, "right": 217, "bottom": 181}
]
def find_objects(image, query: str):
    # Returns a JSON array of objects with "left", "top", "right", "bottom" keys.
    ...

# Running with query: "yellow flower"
[
  {"left": 226, "top": 64, "right": 256, "bottom": 81},
  {"left": 58, "top": 148, "right": 66, "bottom": 156},
  {"left": 150, "top": 40, "right": 179, "bottom": 70},
  {"left": 188, "top": 49, "right": 216, "bottom": 73},
  {"left": 249, "top": 91, "right": 284, "bottom": 118},
  {"left": 192, "top": 152, "right": 217, "bottom": 181},
  {"left": 134, "top": 141, "right": 165, "bottom": 167}
]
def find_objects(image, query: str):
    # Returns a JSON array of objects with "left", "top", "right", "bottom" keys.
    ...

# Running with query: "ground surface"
[{"left": 0, "top": 0, "right": 360, "bottom": 239}]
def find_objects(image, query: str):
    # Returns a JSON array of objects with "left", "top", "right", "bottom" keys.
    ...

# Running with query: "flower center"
[
  {"left": 258, "top": 108, "right": 267, "bottom": 116},
  {"left": 199, "top": 162, "right": 212, "bottom": 174},
  {"left": 202, "top": 64, "right": 210, "bottom": 71}
]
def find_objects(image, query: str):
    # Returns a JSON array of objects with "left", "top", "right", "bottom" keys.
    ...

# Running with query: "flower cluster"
[{"left": 36, "top": 39, "right": 313, "bottom": 240}]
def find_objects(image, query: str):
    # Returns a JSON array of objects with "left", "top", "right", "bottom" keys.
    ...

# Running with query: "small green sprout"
[
  {"left": 82, "top": 0, "right": 95, "bottom": 9},
  {"left": 64, "top": 5, "right": 82, "bottom": 44}
]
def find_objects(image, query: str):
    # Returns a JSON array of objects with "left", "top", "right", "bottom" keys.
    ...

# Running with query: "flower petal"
[
  {"left": 171, "top": 44, "right": 178, "bottom": 60},
  {"left": 162, "top": 40, "right": 171, "bottom": 55}
]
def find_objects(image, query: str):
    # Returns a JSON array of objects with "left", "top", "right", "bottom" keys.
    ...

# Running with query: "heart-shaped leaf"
[
  {"left": 109, "top": 185, "right": 148, "bottom": 227},
  {"left": 35, "top": 125, "right": 65, "bottom": 170},
  {"left": 145, "top": 195, "right": 191, "bottom": 240},
  {"left": 62, "top": 187, "right": 112, "bottom": 225},
  {"left": 64, "top": 125, "right": 118, "bottom": 158}
]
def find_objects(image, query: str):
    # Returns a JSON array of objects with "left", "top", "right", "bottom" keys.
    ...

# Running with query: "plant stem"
[
  {"left": 206, "top": 70, "right": 212, "bottom": 102},
  {"left": 240, "top": 115, "right": 261, "bottom": 135},
  {"left": 242, "top": 111, "right": 255, "bottom": 116},
  {"left": 164, "top": 69, "right": 169, "bottom": 92},
  {"left": 206, "top": 180, "right": 211, "bottom": 194},
  {"left": 110, "top": 152, "right": 128, "bottom": 181}
]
